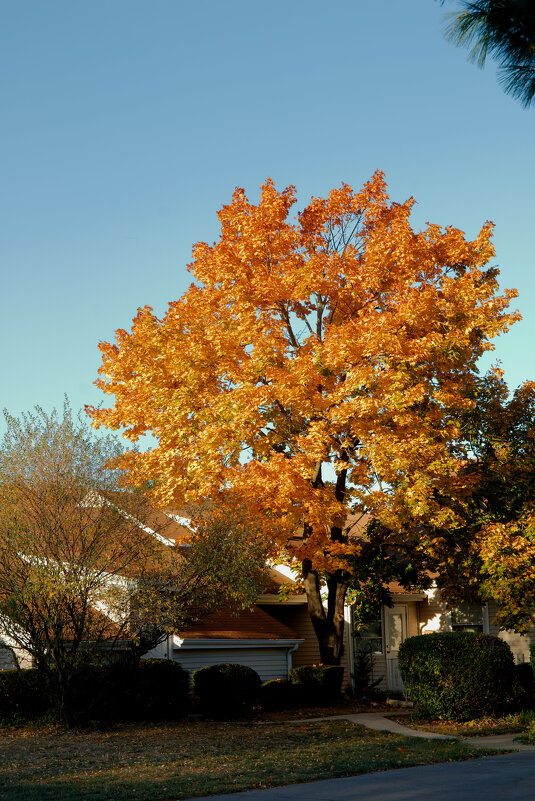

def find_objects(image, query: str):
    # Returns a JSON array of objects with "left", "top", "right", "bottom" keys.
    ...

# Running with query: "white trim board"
[{"left": 174, "top": 638, "right": 304, "bottom": 650}]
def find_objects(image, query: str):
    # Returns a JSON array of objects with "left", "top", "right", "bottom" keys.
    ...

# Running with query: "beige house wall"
[
  {"left": 416, "top": 591, "right": 452, "bottom": 634},
  {"left": 487, "top": 601, "right": 535, "bottom": 664},
  {"left": 259, "top": 602, "right": 352, "bottom": 689},
  {"left": 416, "top": 595, "right": 535, "bottom": 665}
]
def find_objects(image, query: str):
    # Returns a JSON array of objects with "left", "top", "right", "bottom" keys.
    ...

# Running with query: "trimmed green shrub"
[
  {"left": 398, "top": 632, "right": 515, "bottom": 721},
  {"left": 260, "top": 679, "right": 295, "bottom": 711},
  {"left": 517, "top": 662, "right": 535, "bottom": 696},
  {"left": 0, "top": 658, "right": 190, "bottom": 726},
  {"left": 511, "top": 663, "right": 534, "bottom": 710},
  {"left": 60, "top": 663, "right": 117, "bottom": 725},
  {"left": 0, "top": 669, "right": 50, "bottom": 723},
  {"left": 61, "top": 658, "right": 190, "bottom": 725},
  {"left": 133, "top": 658, "right": 190, "bottom": 720},
  {"left": 192, "top": 663, "right": 262, "bottom": 718},
  {"left": 289, "top": 664, "right": 344, "bottom": 705}
]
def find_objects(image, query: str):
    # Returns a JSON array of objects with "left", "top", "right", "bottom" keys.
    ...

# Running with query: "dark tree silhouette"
[{"left": 439, "top": 1, "right": 535, "bottom": 107}]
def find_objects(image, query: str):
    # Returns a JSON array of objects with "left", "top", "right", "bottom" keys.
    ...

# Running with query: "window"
[
  {"left": 451, "top": 603, "right": 485, "bottom": 633},
  {"left": 353, "top": 619, "right": 383, "bottom": 654}
]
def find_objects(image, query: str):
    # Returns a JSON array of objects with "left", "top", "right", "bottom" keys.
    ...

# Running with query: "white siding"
[
  {"left": 0, "top": 646, "right": 16, "bottom": 670},
  {"left": 143, "top": 639, "right": 169, "bottom": 660},
  {"left": 369, "top": 650, "right": 387, "bottom": 691},
  {"left": 0, "top": 639, "right": 32, "bottom": 671},
  {"left": 487, "top": 601, "right": 535, "bottom": 664},
  {"left": 170, "top": 647, "right": 290, "bottom": 682}
]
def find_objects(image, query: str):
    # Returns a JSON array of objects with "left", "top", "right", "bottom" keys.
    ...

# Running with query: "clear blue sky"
[{"left": 2, "top": 0, "right": 533, "bottom": 435}]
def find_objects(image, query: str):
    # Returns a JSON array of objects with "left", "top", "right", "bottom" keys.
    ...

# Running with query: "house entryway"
[{"left": 385, "top": 604, "right": 407, "bottom": 696}]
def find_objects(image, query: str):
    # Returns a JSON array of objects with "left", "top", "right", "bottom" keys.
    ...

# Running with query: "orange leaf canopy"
[{"left": 88, "top": 172, "right": 519, "bottom": 570}]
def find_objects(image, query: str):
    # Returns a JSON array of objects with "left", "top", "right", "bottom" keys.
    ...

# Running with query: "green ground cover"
[
  {"left": 0, "top": 719, "right": 502, "bottom": 801},
  {"left": 517, "top": 717, "right": 535, "bottom": 744},
  {"left": 395, "top": 711, "right": 535, "bottom": 737}
]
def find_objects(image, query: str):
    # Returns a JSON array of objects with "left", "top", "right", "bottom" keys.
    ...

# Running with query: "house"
[
  {"left": 146, "top": 595, "right": 304, "bottom": 683},
  {"left": 0, "top": 634, "right": 32, "bottom": 670},
  {"left": 2, "top": 494, "right": 534, "bottom": 696},
  {"left": 148, "top": 556, "right": 535, "bottom": 695},
  {"left": 345, "top": 586, "right": 535, "bottom": 696}
]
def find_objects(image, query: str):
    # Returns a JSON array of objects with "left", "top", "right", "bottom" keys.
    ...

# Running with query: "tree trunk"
[
  {"left": 301, "top": 465, "right": 351, "bottom": 664},
  {"left": 302, "top": 559, "right": 350, "bottom": 665}
]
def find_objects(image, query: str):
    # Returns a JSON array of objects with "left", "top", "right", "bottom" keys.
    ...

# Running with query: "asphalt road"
[{"left": 184, "top": 752, "right": 535, "bottom": 801}]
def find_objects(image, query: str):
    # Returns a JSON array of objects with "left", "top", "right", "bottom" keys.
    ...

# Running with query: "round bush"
[
  {"left": 192, "top": 663, "right": 261, "bottom": 718},
  {"left": 289, "top": 664, "right": 344, "bottom": 705},
  {"left": 260, "top": 679, "right": 295, "bottom": 711},
  {"left": 398, "top": 632, "right": 515, "bottom": 721},
  {"left": 133, "top": 658, "right": 190, "bottom": 720}
]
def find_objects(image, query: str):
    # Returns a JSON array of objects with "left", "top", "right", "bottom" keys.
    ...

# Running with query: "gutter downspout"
[{"left": 286, "top": 642, "right": 300, "bottom": 677}]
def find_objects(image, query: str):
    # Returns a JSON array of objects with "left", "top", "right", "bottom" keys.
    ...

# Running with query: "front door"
[{"left": 385, "top": 605, "right": 407, "bottom": 697}]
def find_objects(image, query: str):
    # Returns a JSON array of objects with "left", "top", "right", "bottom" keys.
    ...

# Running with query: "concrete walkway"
[
  {"left": 258, "top": 710, "right": 535, "bottom": 750},
  {"left": 349, "top": 711, "right": 535, "bottom": 751},
  {"left": 183, "top": 712, "right": 535, "bottom": 801}
]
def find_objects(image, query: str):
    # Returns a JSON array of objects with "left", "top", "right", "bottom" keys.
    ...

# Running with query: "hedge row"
[
  {"left": 1, "top": 659, "right": 344, "bottom": 724},
  {"left": 0, "top": 659, "right": 189, "bottom": 726}
]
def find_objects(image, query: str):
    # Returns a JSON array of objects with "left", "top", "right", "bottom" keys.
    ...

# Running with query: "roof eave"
[
  {"left": 256, "top": 594, "right": 307, "bottom": 604},
  {"left": 173, "top": 637, "right": 304, "bottom": 650}
]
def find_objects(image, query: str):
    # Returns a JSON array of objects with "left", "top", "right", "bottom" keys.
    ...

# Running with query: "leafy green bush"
[
  {"left": 0, "top": 659, "right": 190, "bottom": 726},
  {"left": 0, "top": 669, "right": 50, "bottom": 723},
  {"left": 260, "top": 679, "right": 296, "bottom": 711},
  {"left": 192, "top": 663, "right": 262, "bottom": 718},
  {"left": 62, "top": 659, "right": 190, "bottom": 724},
  {"left": 518, "top": 710, "right": 535, "bottom": 744},
  {"left": 59, "top": 663, "right": 117, "bottom": 725},
  {"left": 133, "top": 658, "right": 190, "bottom": 720},
  {"left": 398, "top": 632, "right": 515, "bottom": 721},
  {"left": 511, "top": 663, "right": 534, "bottom": 710},
  {"left": 289, "top": 664, "right": 344, "bottom": 704}
]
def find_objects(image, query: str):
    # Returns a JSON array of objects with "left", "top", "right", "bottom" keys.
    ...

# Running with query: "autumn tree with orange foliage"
[{"left": 88, "top": 172, "right": 519, "bottom": 664}]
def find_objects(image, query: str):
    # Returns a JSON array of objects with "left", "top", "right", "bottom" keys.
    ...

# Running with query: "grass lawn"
[
  {"left": 0, "top": 719, "right": 503, "bottom": 801},
  {"left": 394, "top": 711, "right": 535, "bottom": 737}
]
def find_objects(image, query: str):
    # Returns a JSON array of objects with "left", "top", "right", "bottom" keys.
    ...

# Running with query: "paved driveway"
[{"left": 184, "top": 751, "right": 535, "bottom": 801}]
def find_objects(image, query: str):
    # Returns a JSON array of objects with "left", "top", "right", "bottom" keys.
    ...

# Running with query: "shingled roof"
[{"left": 180, "top": 604, "right": 298, "bottom": 640}]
